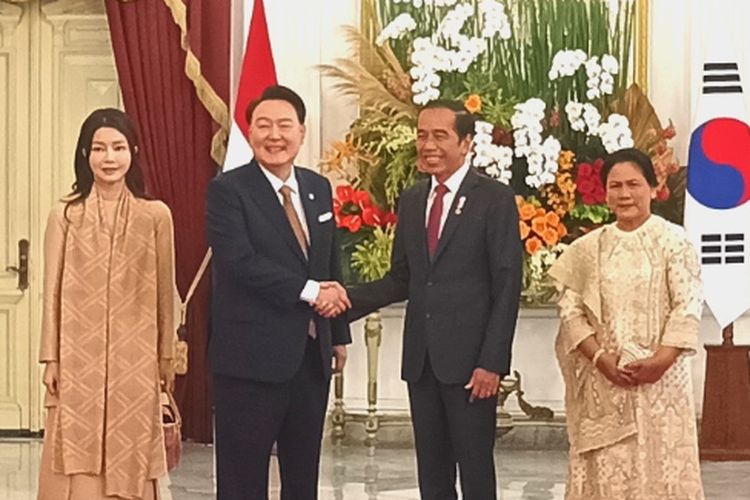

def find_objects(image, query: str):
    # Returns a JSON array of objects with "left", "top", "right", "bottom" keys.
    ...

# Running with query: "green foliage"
[
  {"left": 351, "top": 226, "right": 396, "bottom": 282},
  {"left": 458, "top": 74, "right": 518, "bottom": 128},
  {"left": 569, "top": 203, "right": 612, "bottom": 224},
  {"left": 350, "top": 114, "right": 420, "bottom": 209}
]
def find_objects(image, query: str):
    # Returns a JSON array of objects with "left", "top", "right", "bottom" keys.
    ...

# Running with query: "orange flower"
[
  {"left": 535, "top": 207, "right": 546, "bottom": 218},
  {"left": 525, "top": 236, "right": 543, "bottom": 255},
  {"left": 558, "top": 223, "right": 568, "bottom": 238},
  {"left": 519, "top": 203, "right": 537, "bottom": 221},
  {"left": 559, "top": 150, "right": 575, "bottom": 169},
  {"left": 542, "top": 227, "right": 560, "bottom": 246},
  {"left": 519, "top": 220, "right": 531, "bottom": 239},
  {"left": 464, "top": 94, "right": 482, "bottom": 114},
  {"left": 515, "top": 195, "right": 525, "bottom": 209},
  {"left": 531, "top": 216, "right": 547, "bottom": 236},
  {"left": 544, "top": 211, "right": 560, "bottom": 227}
]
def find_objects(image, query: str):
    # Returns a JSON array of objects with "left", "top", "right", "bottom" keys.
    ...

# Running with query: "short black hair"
[
  {"left": 245, "top": 85, "right": 306, "bottom": 124},
  {"left": 601, "top": 147, "right": 658, "bottom": 187},
  {"left": 420, "top": 100, "right": 477, "bottom": 141}
]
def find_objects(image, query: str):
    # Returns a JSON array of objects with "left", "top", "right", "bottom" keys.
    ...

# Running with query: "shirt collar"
[
  {"left": 430, "top": 158, "right": 471, "bottom": 195},
  {"left": 258, "top": 163, "right": 300, "bottom": 195}
]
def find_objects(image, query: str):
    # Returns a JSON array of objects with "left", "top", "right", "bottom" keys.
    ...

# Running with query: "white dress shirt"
[
  {"left": 258, "top": 164, "right": 320, "bottom": 303},
  {"left": 425, "top": 159, "right": 471, "bottom": 237}
]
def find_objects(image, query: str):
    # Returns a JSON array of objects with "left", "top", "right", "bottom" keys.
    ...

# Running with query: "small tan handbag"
[
  {"left": 174, "top": 249, "right": 212, "bottom": 375},
  {"left": 161, "top": 390, "right": 182, "bottom": 471}
]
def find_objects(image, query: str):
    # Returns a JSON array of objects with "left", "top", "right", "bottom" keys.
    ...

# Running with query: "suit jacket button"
[
  {"left": 425, "top": 313, "right": 431, "bottom": 319},
  {"left": 427, "top": 281, "right": 433, "bottom": 287}
]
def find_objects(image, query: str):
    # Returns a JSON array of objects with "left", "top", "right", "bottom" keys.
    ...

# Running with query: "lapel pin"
[
  {"left": 455, "top": 196, "right": 466, "bottom": 215},
  {"left": 308, "top": 193, "right": 315, "bottom": 201}
]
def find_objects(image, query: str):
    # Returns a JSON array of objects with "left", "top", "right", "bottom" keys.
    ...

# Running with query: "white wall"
[{"left": 649, "top": 0, "right": 750, "bottom": 162}]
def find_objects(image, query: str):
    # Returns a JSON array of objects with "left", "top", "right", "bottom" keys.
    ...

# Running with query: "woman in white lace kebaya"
[{"left": 549, "top": 148, "right": 705, "bottom": 500}]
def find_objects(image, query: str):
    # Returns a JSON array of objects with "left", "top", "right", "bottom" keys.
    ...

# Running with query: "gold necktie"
[
  {"left": 279, "top": 185, "right": 316, "bottom": 338},
  {"left": 279, "top": 185, "right": 308, "bottom": 259}
]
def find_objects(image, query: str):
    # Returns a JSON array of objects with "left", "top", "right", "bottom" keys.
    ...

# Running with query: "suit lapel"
[
  {"left": 244, "top": 161, "right": 307, "bottom": 265},
  {"left": 296, "top": 169, "right": 321, "bottom": 265},
  {"left": 432, "top": 169, "right": 479, "bottom": 265}
]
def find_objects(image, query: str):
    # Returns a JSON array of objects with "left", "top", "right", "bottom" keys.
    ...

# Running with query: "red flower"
[
  {"left": 335, "top": 185, "right": 372, "bottom": 209},
  {"left": 578, "top": 163, "right": 593, "bottom": 178},
  {"left": 577, "top": 178, "right": 595, "bottom": 195},
  {"left": 574, "top": 159, "right": 607, "bottom": 205},
  {"left": 656, "top": 186, "right": 670, "bottom": 201},
  {"left": 362, "top": 206, "right": 382, "bottom": 227},
  {"left": 333, "top": 184, "right": 397, "bottom": 232},
  {"left": 382, "top": 211, "right": 398, "bottom": 227},
  {"left": 339, "top": 214, "right": 362, "bottom": 233}
]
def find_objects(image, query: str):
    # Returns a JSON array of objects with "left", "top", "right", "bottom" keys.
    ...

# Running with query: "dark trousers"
[
  {"left": 213, "top": 337, "right": 329, "bottom": 500},
  {"left": 408, "top": 356, "right": 498, "bottom": 500}
]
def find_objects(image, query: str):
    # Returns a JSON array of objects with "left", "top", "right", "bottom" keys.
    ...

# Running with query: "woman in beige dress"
[
  {"left": 549, "top": 148, "right": 705, "bottom": 500},
  {"left": 38, "top": 108, "right": 175, "bottom": 500}
]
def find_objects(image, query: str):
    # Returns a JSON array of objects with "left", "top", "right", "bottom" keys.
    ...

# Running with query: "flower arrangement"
[
  {"left": 332, "top": 185, "right": 397, "bottom": 282},
  {"left": 321, "top": 0, "right": 683, "bottom": 299}
]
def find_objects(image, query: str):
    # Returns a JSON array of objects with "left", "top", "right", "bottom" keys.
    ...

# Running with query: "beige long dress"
[
  {"left": 38, "top": 187, "right": 175, "bottom": 500},
  {"left": 549, "top": 215, "right": 705, "bottom": 500}
]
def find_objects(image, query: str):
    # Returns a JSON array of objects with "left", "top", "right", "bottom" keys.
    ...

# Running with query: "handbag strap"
[
  {"left": 179, "top": 248, "right": 212, "bottom": 326},
  {"left": 162, "top": 390, "right": 182, "bottom": 426}
]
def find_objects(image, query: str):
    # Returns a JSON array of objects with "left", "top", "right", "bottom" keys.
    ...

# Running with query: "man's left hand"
[
  {"left": 464, "top": 368, "right": 500, "bottom": 401},
  {"left": 332, "top": 345, "right": 347, "bottom": 373}
]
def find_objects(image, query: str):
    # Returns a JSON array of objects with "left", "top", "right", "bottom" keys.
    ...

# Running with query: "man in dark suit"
[
  {"left": 206, "top": 85, "right": 351, "bottom": 500},
  {"left": 348, "top": 100, "right": 523, "bottom": 499}
]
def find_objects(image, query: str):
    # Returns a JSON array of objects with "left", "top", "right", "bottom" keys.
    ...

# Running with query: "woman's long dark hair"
[{"left": 65, "top": 108, "right": 147, "bottom": 217}]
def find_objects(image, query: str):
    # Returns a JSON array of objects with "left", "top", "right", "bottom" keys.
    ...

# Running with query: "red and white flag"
[{"left": 223, "top": 0, "right": 277, "bottom": 171}]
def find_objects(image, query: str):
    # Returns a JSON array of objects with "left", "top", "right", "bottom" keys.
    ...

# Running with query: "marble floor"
[{"left": 2, "top": 439, "right": 749, "bottom": 499}]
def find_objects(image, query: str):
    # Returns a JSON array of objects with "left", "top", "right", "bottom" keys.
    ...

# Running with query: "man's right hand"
[
  {"left": 43, "top": 361, "right": 59, "bottom": 396},
  {"left": 314, "top": 281, "right": 351, "bottom": 318}
]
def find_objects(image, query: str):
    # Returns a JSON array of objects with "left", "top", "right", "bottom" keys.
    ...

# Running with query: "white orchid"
[
  {"left": 565, "top": 101, "right": 585, "bottom": 132},
  {"left": 548, "top": 49, "right": 587, "bottom": 80},
  {"left": 479, "top": 0, "right": 512, "bottom": 40},
  {"left": 473, "top": 121, "right": 514, "bottom": 184},
  {"left": 597, "top": 113, "right": 634, "bottom": 153},
  {"left": 601, "top": 54, "right": 619, "bottom": 74},
  {"left": 508, "top": 99, "right": 560, "bottom": 188},
  {"left": 582, "top": 104, "right": 602, "bottom": 134},
  {"left": 438, "top": 3, "right": 474, "bottom": 43},
  {"left": 406, "top": 2, "right": 513, "bottom": 104},
  {"left": 376, "top": 13, "right": 418, "bottom": 46},
  {"left": 549, "top": 51, "right": 620, "bottom": 100}
]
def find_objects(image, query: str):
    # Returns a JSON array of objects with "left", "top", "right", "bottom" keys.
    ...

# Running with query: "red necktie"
[{"left": 427, "top": 183, "right": 449, "bottom": 257}]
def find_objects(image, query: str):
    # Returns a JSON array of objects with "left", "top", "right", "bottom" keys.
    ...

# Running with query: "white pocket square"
[{"left": 318, "top": 211, "right": 333, "bottom": 223}]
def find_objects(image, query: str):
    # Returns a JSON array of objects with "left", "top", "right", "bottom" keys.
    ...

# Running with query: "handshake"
[{"left": 312, "top": 281, "right": 351, "bottom": 318}]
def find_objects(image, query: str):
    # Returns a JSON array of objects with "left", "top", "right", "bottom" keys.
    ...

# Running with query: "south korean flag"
[{"left": 685, "top": 60, "right": 750, "bottom": 328}]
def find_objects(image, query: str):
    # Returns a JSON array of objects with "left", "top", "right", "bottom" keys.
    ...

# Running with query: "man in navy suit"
[
  {"left": 206, "top": 85, "right": 351, "bottom": 500},
  {"left": 348, "top": 100, "right": 523, "bottom": 499}
]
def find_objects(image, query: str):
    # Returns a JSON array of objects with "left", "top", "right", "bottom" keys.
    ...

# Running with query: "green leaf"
[
  {"left": 569, "top": 203, "right": 612, "bottom": 224},
  {"left": 351, "top": 226, "right": 396, "bottom": 282}
]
